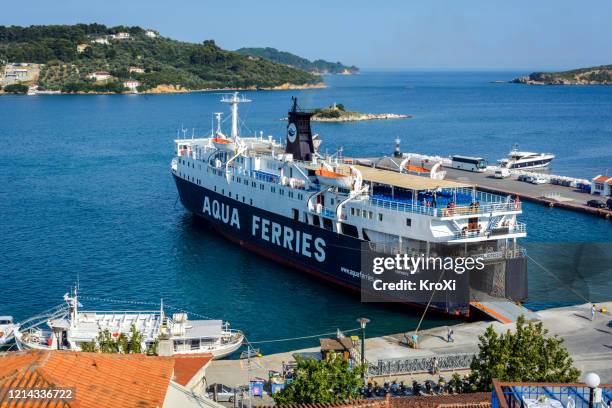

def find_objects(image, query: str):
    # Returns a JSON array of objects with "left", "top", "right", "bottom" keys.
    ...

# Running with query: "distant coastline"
[
  {"left": 511, "top": 64, "right": 612, "bottom": 85},
  {"left": 0, "top": 82, "right": 327, "bottom": 95}
]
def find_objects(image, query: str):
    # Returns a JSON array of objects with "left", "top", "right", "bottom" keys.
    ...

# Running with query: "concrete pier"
[
  {"left": 206, "top": 302, "right": 612, "bottom": 388},
  {"left": 442, "top": 167, "right": 611, "bottom": 219}
]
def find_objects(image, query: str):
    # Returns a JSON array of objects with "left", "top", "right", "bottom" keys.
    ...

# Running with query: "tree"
[
  {"left": 3, "top": 84, "right": 29, "bottom": 93},
  {"left": 272, "top": 353, "right": 365, "bottom": 405},
  {"left": 79, "top": 324, "right": 146, "bottom": 354},
  {"left": 469, "top": 315, "right": 580, "bottom": 391}
]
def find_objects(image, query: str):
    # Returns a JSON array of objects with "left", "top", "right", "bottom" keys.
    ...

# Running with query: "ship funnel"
[{"left": 285, "top": 97, "right": 315, "bottom": 162}]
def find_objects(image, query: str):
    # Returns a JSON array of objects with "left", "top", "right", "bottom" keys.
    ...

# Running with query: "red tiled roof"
[
  {"left": 593, "top": 175, "right": 611, "bottom": 183},
  {"left": 0, "top": 350, "right": 175, "bottom": 408},
  {"left": 172, "top": 353, "right": 213, "bottom": 387}
]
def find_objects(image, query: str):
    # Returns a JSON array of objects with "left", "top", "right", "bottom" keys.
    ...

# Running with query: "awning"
[{"left": 353, "top": 165, "right": 471, "bottom": 191}]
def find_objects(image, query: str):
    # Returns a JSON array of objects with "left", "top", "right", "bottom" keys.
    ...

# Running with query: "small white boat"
[
  {"left": 315, "top": 168, "right": 354, "bottom": 189},
  {"left": 0, "top": 316, "right": 18, "bottom": 346},
  {"left": 14, "top": 289, "right": 243, "bottom": 359},
  {"left": 498, "top": 144, "right": 554, "bottom": 170}
]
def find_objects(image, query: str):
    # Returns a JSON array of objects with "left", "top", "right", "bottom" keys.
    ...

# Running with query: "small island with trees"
[
  {"left": 511, "top": 64, "right": 612, "bottom": 85},
  {"left": 308, "top": 103, "right": 410, "bottom": 122}
]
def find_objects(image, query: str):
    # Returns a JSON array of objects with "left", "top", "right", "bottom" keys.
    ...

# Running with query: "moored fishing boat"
[{"left": 14, "top": 288, "right": 243, "bottom": 359}]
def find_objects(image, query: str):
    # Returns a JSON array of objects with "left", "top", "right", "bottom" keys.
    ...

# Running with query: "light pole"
[
  {"left": 356, "top": 317, "right": 370, "bottom": 381},
  {"left": 584, "top": 372, "right": 600, "bottom": 408}
]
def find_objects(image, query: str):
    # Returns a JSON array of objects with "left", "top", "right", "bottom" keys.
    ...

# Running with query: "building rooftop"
[
  {"left": 172, "top": 353, "right": 213, "bottom": 387},
  {"left": 319, "top": 337, "right": 354, "bottom": 352},
  {"left": 0, "top": 350, "right": 175, "bottom": 408}
]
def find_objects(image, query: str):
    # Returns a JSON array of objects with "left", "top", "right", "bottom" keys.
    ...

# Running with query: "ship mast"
[{"left": 221, "top": 92, "right": 251, "bottom": 140}]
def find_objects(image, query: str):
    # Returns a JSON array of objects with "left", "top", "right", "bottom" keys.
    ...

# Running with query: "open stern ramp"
[{"left": 470, "top": 291, "right": 539, "bottom": 323}]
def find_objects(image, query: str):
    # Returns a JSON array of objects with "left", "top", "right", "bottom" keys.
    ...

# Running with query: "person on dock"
[
  {"left": 410, "top": 333, "right": 419, "bottom": 349},
  {"left": 431, "top": 356, "right": 439, "bottom": 374},
  {"left": 447, "top": 328, "right": 454, "bottom": 343},
  {"left": 591, "top": 304, "right": 596, "bottom": 321}
]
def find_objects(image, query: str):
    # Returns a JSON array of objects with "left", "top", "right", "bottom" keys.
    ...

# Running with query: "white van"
[{"left": 494, "top": 168, "right": 510, "bottom": 179}]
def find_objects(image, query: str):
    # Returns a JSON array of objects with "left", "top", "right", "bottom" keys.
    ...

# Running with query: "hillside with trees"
[
  {"left": 0, "top": 24, "right": 321, "bottom": 93},
  {"left": 512, "top": 64, "right": 612, "bottom": 85},
  {"left": 236, "top": 47, "right": 358, "bottom": 75}
]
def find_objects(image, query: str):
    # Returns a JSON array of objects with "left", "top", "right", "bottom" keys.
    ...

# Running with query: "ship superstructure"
[{"left": 172, "top": 94, "right": 528, "bottom": 316}]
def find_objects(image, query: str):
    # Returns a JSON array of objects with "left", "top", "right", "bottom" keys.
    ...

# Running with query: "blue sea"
[{"left": 1, "top": 71, "right": 610, "bottom": 354}]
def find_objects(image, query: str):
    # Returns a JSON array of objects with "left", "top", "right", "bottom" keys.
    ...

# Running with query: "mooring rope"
[
  {"left": 248, "top": 328, "right": 361, "bottom": 345},
  {"left": 525, "top": 253, "right": 592, "bottom": 304}
]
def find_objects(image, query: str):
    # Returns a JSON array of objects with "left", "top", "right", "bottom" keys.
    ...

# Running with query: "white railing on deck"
[{"left": 451, "top": 222, "right": 526, "bottom": 240}]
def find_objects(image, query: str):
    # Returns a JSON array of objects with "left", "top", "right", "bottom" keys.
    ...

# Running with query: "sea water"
[{"left": 0, "top": 71, "right": 610, "bottom": 354}]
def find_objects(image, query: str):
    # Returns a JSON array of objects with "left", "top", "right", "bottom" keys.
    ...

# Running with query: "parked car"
[
  {"left": 587, "top": 199, "right": 607, "bottom": 209},
  {"left": 206, "top": 383, "right": 238, "bottom": 403},
  {"left": 531, "top": 177, "right": 548, "bottom": 185},
  {"left": 607, "top": 198, "right": 612, "bottom": 210},
  {"left": 518, "top": 175, "right": 534, "bottom": 183},
  {"left": 494, "top": 168, "right": 511, "bottom": 179}
]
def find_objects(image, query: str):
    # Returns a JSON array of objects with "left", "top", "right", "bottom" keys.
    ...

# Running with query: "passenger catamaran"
[
  {"left": 14, "top": 288, "right": 243, "bottom": 358},
  {"left": 172, "top": 94, "right": 528, "bottom": 316}
]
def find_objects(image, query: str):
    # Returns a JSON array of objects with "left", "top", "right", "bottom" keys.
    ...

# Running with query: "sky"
[{"left": 3, "top": 0, "right": 612, "bottom": 70}]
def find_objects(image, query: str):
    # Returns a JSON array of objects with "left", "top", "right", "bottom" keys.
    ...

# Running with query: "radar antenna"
[{"left": 221, "top": 92, "right": 251, "bottom": 139}]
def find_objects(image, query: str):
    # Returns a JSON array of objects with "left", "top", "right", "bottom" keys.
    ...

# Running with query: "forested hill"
[
  {"left": 236, "top": 47, "right": 358, "bottom": 75},
  {"left": 511, "top": 65, "right": 612, "bottom": 85},
  {"left": 0, "top": 24, "right": 320, "bottom": 92}
]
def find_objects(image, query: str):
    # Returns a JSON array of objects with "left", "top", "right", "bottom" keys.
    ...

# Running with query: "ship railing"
[
  {"left": 474, "top": 246, "right": 526, "bottom": 261},
  {"left": 451, "top": 222, "right": 526, "bottom": 240},
  {"left": 367, "top": 197, "right": 436, "bottom": 216},
  {"left": 366, "top": 196, "right": 519, "bottom": 218}
]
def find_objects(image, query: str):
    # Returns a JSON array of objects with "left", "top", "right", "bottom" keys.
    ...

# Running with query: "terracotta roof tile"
[
  {"left": 0, "top": 351, "right": 174, "bottom": 408},
  {"left": 593, "top": 175, "right": 611, "bottom": 183},
  {"left": 172, "top": 353, "right": 213, "bottom": 387}
]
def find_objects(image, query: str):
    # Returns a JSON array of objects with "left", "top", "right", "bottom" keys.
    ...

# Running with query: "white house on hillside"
[
  {"left": 123, "top": 80, "right": 141, "bottom": 92},
  {"left": 129, "top": 67, "right": 145, "bottom": 74},
  {"left": 92, "top": 37, "right": 109, "bottom": 45},
  {"left": 145, "top": 30, "right": 157, "bottom": 38},
  {"left": 87, "top": 71, "right": 112, "bottom": 81}
]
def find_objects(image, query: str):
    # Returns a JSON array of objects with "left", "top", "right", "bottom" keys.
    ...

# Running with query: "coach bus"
[{"left": 450, "top": 155, "right": 487, "bottom": 172}]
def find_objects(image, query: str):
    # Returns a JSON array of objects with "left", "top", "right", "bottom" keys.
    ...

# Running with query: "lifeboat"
[
  {"left": 315, "top": 168, "right": 353, "bottom": 189},
  {"left": 404, "top": 164, "right": 430, "bottom": 175},
  {"left": 212, "top": 137, "right": 235, "bottom": 152}
]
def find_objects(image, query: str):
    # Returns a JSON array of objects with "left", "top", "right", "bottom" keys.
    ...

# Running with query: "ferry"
[
  {"left": 498, "top": 144, "right": 555, "bottom": 170},
  {"left": 172, "top": 94, "right": 528, "bottom": 317},
  {"left": 14, "top": 288, "right": 243, "bottom": 358}
]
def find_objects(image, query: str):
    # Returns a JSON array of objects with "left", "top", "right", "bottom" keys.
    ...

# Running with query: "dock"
[
  {"left": 442, "top": 167, "right": 612, "bottom": 219},
  {"left": 205, "top": 302, "right": 612, "bottom": 386},
  {"left": 353, "top": 155, "right": 611, "bottom": 219}
]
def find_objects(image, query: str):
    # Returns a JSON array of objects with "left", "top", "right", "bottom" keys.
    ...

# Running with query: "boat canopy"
[
  {"left": 353, "top": 165, "right": 471, "bottom": 191},
  {"left": 181, "top": 319, "right": 223, "bottom": 339}
]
